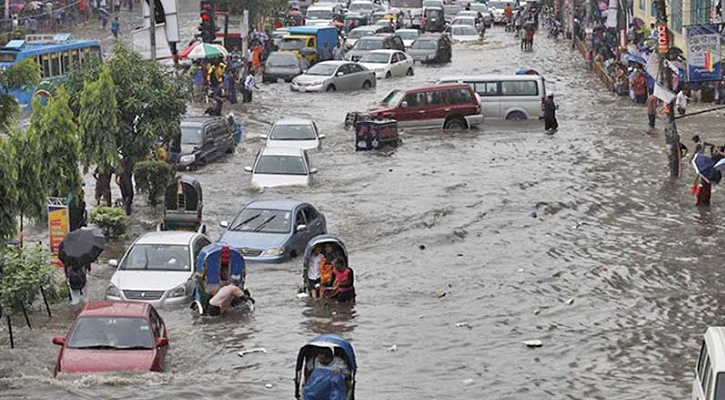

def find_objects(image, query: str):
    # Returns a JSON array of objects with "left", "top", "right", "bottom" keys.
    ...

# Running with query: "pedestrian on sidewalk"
[
  {"left": 645, "top": 90, "right": 658, "bottom": 129},
  {"left": 243, "top": 73, "right": 258, "bottom": 103},
  {"left": 544, "top": 93, "right": 558, "bottom": 133},
  {"left": 111, "top": 17, "right": 120, "bottom": 39}
]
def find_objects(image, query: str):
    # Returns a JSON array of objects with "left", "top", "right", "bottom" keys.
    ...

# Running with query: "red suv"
[
  {"left": 51, "top": 300, "right": 168, "bottom": 376},
  {"left": 369, "top": 83, "right": 483, "bottom": 129}
]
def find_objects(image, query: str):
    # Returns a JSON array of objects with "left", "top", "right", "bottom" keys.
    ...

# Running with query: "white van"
[
  {"left": 693, "top": 327, "right": 725, "bottom": 400},
  {"left": 437, "top": 74, "right": 547, "bottom": 120},
  {"left": 305, "top": 5, "right": 335, "bottom": 26}
]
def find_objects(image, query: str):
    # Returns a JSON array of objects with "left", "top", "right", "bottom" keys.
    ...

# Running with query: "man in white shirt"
[
  {"left": 307, "top": 246, "right": 323, "bottom": 298},
  {"left": 676, "top": 89, "right": 688, "bottom": 115},
  {"left": 243, "top": 73, "right": 257, "bottom": 103}
]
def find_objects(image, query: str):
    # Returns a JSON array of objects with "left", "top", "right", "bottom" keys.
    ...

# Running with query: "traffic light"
[{"left": 199, "top": 0, "right": 215, "bottom": 42}]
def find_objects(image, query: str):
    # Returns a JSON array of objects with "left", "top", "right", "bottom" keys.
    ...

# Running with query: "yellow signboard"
[{"left": 48, "top": 203, "right": 69, "bottom": 268}]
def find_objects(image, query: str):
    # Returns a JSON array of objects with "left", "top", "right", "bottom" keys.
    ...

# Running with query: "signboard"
[
  {"left": 131, "top": 24, "right": 173, "bottom": 60},
  {"left": 687, "top": 25, "right": 723, "bottom": 82},
  {"left": 656, "top": 23, "right": 668, "bottom": 53},
  {"left": 47, "top": 200, "right": 69, "bottom": 268}
]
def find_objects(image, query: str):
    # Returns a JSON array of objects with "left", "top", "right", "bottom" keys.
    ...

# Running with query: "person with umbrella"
[{"left": 59, "top": 228, "right": 105, "bottom": 305}]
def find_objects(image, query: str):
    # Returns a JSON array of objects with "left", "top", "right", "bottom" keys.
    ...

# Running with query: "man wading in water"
[{"left": 544, "top": 93, "right": 558, "bottom": 133}]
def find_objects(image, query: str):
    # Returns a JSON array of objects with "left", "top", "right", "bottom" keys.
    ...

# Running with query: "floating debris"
[
  {"left": 436, "top": 291, "right": 447, "bottom": 298},
  {"left": 565, "top": 298, "right": 574, "bottom": 305},
  {"left": 522, "top": 340, "right": 543, "bottom": 348},
  {"left": 455, "top": 322, "right": 471, "bottom": 328},
  {"left": 265, "top": 383, "right": 273, "bottom": 389},
  {"left": 238, "top": 348, "right": 267, "bottom": 357},
  {"left": 387, "top": 344, "right": 397, "bottom": 352}
]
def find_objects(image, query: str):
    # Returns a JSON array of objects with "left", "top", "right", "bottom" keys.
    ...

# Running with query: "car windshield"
[
  {"left": 229, "top": 208, "right": 292, "bottom": 233},
  {"left": 349, "top": 28, "right": 375, "bottom": 39},
  {"left": 255, "top": 154, "right": 308, "bottom": 175},
  {"left": 381, "top": 90, "right": 405, "bottom": 107},
  {"left": 453, "top": 26, "right": 477, "bottom": 35},
  {"left": 180, "top": 125, "right": 203, "bottom": 145},
  {"left": 350, "top": 2, "right": 373, "bottom": 12},
  {"left": 411, "top": 39, "right": 437, "bottom": 49},
  {"left": 444, "top": 5, "right": 462, "bottom": 14},
  {"left": 120, "top": 244, "right": 190, "bottom": 271},
  {"left": 267, "top": 53, "right": 299, "bottom": 67},
  {"left": 454, "top": 18, "right": 475, "bottom": 25},
  {"left": 423, "top": 0, "right": 442, "bottom": 7},
  {"left": 67, "top": 317, "right": 153, "bottom": 350},
  {"left": 471, "top": 4, "right": 489, "bottom": 12},
  {"left": 270, "top": 123, "right": 316, "bottom": 140},
  {"left": 360, "top": 52, "right": 390, "bottom": 63},
  {"left": 354, "top": 39, "right": 384, "bottom": 50},
  {"left": 307, "top": 9, "right": 333, "bottom": 19},
  {"left": 488, "top": 1, "right": 506, "bottom": 9},
  {"left": 397, "top": 30, "right": 420, "bottom": 40},
  {"left": 280, "top": 38, "right": 306, "bottom": 50},
  {"left": 306, "top": 63, "right": 337, "bottom": 76}
]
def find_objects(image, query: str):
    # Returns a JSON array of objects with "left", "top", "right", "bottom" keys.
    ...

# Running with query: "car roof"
[
  {"left": 404, "top": 83, "right": 474, "bottom": 92},
  {"left": 273, "top": 118, "right": 315, "bottom": 125},
  {"left": 454, "top": 15, "right": 476, "bottom": 19},
  {"left": 417, "top": 33, "right": 445, "bottom": 39},
  {"left": 351, "top": 25, "right": 378, "bottom": 31},
  {"left": 316, "top": 60, "right": 348, "bottom": 66},
  {"left": 135, "top": 231, "right": 199, "bottom": 245},
  {"left": 705, "top": 327, "right": 725, "bottom": 372},
  {"left": 260, "top": 146, "right": 305, "bottom": 156},
  {"left": 363, "top": 35, "right": 389, "bottom": 41},
  {"left": 79, "top": 300, "right": 150, "bottom": 318},
  {"left": 246, "top": 199, "right": 306, "bottom": 210}
]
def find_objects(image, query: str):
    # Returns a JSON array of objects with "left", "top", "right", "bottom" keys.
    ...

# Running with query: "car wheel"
[
  {"left": 290, "top": 250, "right": 297, "bottom": 258},
  {"left": 326, "top": 84, "right": 336, "bottom": 92},
  {"left": 505, "top": 111, "right": 527, "bottom": 121},
  {"left": 385, "top": 71, "right": 392, "bottom": 79},
  {"left": 362, "top": 80, "right": 372, "bottom": 89},
  {"left": 443, "top": 117, "right": 467, "bottom": 130},
  {"left": 406, "top": 68, "right": 414, "bottom": 76}
]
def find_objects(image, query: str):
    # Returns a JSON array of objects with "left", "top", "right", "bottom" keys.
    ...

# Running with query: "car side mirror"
[
  {"left": 337, "top": 71, "right": 344, "bottom": 77},
  {"left": 52, "top": 336, "right": 66, "bottom": 346},
  {"left": 296, "top": 224, "right": 307, "bottom": 232},
  {"left": 244, "top": 166, "right": 253, "bottom": 173},
  {"left": 400, "top": 101, "right": 408, "bottom": 108},
  {"left": 220, "top": 220, "right": 229, "bottom": 228},
  {"left": 310, "top": 168, "right": 318, "bottom": 174},
  {"left": 318, "top": 134, "right": 326, "bottom": 139},
  {"left": 109, "top": 259, "right": 118, "bottom": 267},
  {"left": 156, "top": 337, "right": 169, "bottom": 348}
]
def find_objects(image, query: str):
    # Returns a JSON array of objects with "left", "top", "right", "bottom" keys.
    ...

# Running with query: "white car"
[
  {"left": 395, "top": 28, "right": 420, "bottom": 48},
  {"left": 106, "top": 231, "right": 211, "bottom": 307},
  {"left": 358, "top": 49, "right": 414, "bottom": 79},
  {"left": 451, "top": 16, "right": 482, "bottom": 32},
  {"left": 245, "top": 147, "right": 317, "bottom": 188},
  {"left": 447, "top": 25, "right": 481, "bottom": 42},
  {"left": 263, "top": 118, "right": 325, "bottom": 151}
]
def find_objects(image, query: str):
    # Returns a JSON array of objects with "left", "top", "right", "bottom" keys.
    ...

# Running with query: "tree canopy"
[
  {"left": 0, "top": 59, "right": 41, "bottom": 131},
  {"left": 78, "top": 65, "right": 120, "bottom": 172}
]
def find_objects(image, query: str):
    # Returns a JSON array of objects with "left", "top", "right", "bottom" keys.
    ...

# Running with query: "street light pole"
[
  {"left": 149, "top": 0, "right": 156, "bottom": 60},
  {"left": 655, "top": 0, "right": 681, "bottom": 178}
]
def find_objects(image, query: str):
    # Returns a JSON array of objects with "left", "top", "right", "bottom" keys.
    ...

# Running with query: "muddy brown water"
[{"left": 3, "top": 3, "right": 725, "bottom": 399}]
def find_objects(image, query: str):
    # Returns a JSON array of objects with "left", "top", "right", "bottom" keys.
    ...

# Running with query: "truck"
[{"left": 279, "top": 26, "right": 339, "bottom": 65}]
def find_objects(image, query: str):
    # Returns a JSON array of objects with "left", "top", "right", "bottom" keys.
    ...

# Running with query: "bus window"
[
  {"left": 61, "top": 51, "right": 71, "bottom": 74},
  {"left": 40, "top": 54, "right": 50, "bottom": 78},
  {"left": 50, "top": 52, "right": 60, "bottom": 77},
  {"left": 0, "top": 52, "right": 17, "bottom": 62},
  {"left": 71, "top": 48, "right": 81, "bottom": 64}
]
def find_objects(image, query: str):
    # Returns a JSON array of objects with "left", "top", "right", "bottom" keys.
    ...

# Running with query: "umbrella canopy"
[
  {"left": 187, "top": 43, "right": 229, "bottom": 60},
  {"left": 58, "top": 227, "right": 105, "bottom": 266},
  {"left": 692, "top": 153, "right": 725, "bottom": 184},
  {"left": 179, "top": 41, "right": 202, "bottom": 59},
  {"left": 10, "top": 3, "right": 24, "bottom": 12}
]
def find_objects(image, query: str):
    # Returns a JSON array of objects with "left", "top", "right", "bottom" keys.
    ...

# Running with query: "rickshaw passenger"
[
  {"left": 329, "top": 258, "right": 355, "bottom": 303},
  {"left": 303, "top": 347, "right": 350, "bottom": 400},
  {"left": 307, "top": 245, "right": 324, "bottom": 298}
]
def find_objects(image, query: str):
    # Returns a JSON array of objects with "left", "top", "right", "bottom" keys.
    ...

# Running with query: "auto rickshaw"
[
  {"left": 344, "top": 13, "right": 368, "bottom": 33},
  {"left": 294, "top": 334, "right": 357, "bottom": 400},
  {"left": 191, "top": 244, "right": 249, "bottom": 316},
  {"left": 160, "top": 175, "right": 205, "bottom": 233},
  {"left": 423, "top": 6, "right": 446, "bottom": 32},
  {"left": 302, "top": 235, "right": 348, "bottom": 296}
]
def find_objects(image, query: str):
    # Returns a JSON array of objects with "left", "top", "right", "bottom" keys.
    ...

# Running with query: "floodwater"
[{"left": 3, "top": 4, "right": 725, "bottom": 400}]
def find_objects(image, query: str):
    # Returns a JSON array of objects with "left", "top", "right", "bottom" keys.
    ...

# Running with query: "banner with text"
[
  {"left": 687, "top": 25, "right": 722, "bottom": 82},
  {"left": 48, "top": 203, "right": 69, "bottom": 268}
]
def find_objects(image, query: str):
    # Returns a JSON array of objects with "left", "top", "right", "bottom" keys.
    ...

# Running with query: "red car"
[
  {"left": 52, "top": 300, "right": 168, "bottom": 377},
  {"left": 369, "top": 83, "right": 483, "bottom": 130}
]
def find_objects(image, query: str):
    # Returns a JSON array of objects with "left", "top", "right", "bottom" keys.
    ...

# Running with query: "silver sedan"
[{"left": 290, "top": 60, "right": 377, "bottom": 93}]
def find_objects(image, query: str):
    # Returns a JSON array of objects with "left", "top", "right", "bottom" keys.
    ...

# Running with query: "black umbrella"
[{"left": 59, "top": 228, "right": 105, "bottom": 266}]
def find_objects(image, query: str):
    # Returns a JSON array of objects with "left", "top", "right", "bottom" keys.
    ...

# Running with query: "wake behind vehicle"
[
  {"left": 52, "top": 300, "right": 168, "bottom": 377},
  {"left": 219, "top": 200, "right": 327, "bottom": 262},
  {"left": 295, "top": 334, "right": 357, "bottom": 400},
  {"left": 191, "top": 244, "right": 250, "bottom": 315}
]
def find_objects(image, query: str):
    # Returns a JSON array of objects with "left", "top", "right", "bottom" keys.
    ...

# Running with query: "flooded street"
[{"left": 3, "top": 3, "right": 725, "bottom": 399}]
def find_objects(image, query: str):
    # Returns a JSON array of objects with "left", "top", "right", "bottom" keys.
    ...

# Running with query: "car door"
[
  {"left": 388, "top": 52, "right": 400, "bottom": 76},
  {"left": 303, "top": 205, "right": 326, "bottom": 236},
  {"left": 292, "top": 207, "right": 310, "bottom": 255},
  {"left": 199, "top": 127, "right": 214, "bottom": 162},
  {"left": 393, "top": 51, "right": 408, "bottom": 76},
  {"left": 424, "top": 89, "right": 449, "bottom": 128},
  {"left": 334, "top": 64, "right": 351, "bottom": 90},
  {"left": 348, "top": 63, "right": 369, "bottom": 88},
  {"left": 148, "top": 308, "right": 166, "bottom": 371},
  {"left": 396, "top": 90, "right": 428, "bottom": 128}
]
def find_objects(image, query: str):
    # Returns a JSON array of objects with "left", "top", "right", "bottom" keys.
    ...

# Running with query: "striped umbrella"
[{"left": 187, "top": 43, "right": 229, "bottom": 60}]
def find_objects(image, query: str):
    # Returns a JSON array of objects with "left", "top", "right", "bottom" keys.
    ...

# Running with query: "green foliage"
[
  {"left": 0, "top": 138, "right": 18, "bottom": 240},
  {"left": 0, "top": 27, "right": 27, "bottom": 47},
  {"left": 78, "top": 66, "right": 120, "bottom": 172},
  {"left": 0, "top": 245, "right": 55, "bottom": 312},
  {"left": 0, "top": 58, "right": 41, "bottom": 131},
  {"left": 28, "top": 87, "right": 83, "bottom": 207},
  {"left": 133, "top": 161, "right": 174, "bottom": 206},
  {"left": 90, "top": 206, "right": 128, "bottom": 238},
  {"left": 63, "top": 57, "right": 103, "bottom": 117},
  {"left": 8, "top": 128, "right": 46, "bottom": 222}
]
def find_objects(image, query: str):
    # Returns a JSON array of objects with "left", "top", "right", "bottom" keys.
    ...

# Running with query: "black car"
[
  {"left": 177, "top": 117, "right": 235, "bottom": 170},
  {"left": 407, "top": 33, "right": 452, "bottom": 64}
]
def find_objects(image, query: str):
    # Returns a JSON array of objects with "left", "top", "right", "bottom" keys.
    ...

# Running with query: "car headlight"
[
  {"left": 168, "top": 284, "right": 186, "bottom": 298},
  {"left": 311, "top": 81, "right": 324, "bottom": 86},
  {"left": 179, "top": 154, "right": 195, "bottom": 164},
  {"left": 375, "top": 68, "right": 385, "bottom": 73},
  {"left": 106, "top": 284, "right": 121, "bottom": 298},
  {"left": 262, "top": 246, "right": 285, "bottom": 256}
]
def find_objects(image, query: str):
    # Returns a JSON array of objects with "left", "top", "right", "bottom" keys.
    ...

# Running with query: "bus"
[{"left": 0, "top": 33, "right": 101, "bottom": 107}]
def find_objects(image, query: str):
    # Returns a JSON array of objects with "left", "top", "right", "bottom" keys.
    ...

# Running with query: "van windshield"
[
  {"left": 307, "top": 9, "right": 333, "bottom": 19},
  {"left": 381, "top": 90, "right": 405, "bottom": 107},
  {"left": 280, "top": 39, "right": 306, "bottom": 51}
]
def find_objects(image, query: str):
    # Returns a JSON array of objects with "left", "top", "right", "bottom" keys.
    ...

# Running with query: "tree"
[
  {"left": 0, "top": 137, "right": 18, "bottom": 241},
  {"left": 8, "top": 128, "right": 46, "bottom": 243},
  {"left": 0, "top": 59, "right": 41, "bottom": 132},
  {"left": 0, "top": 244, "right": 55, "bottom": 313}
]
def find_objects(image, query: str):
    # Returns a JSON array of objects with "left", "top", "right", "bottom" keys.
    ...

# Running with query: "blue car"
[{"left": 218, "top": 200, "right": 327, "bottom": 263}]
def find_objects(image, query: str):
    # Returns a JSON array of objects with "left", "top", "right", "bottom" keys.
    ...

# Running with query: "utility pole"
[
  {"left": 655, "top": 0, "right": 681, "bottom": 178},
  {"left": 149, "top": 0, "right": 156, "bottom": 60}
]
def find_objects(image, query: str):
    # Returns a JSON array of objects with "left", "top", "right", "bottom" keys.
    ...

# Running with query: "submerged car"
[
  {"left": 408, "top": 33, "right": 452, "bottom": 64},
  {"left": 177, "top": 117, "right": 235, "bottom": 170},
  {"left": 264, "top": 118, "right": 325, "bottom": 151},
  {"left": 345, "top": 34, "right": 405, "bottom": 61},
  {"left": 106, "top": 231, "right": 211, "bottom": 307},
  {"left": 245, "top": 146, "right": 317, "bottom": 188},
  {"left": 291, "top": 60, "right": 376, "bottom": 92},
  {"left": 395, "top": 28, "right": 421, "bottom": 48},
  {"left": 218, "top": 200, "right": 327, "bottom": 262},
  {"left": 263, "top": 51, "right": 303, "bottom": 83},
  {"left": 52, "top": 300, "right": 168, "bottom": 376},
  {"left": 358, "top": 49, "right": 414, "bottom": 79},
  {"left": 446, "top": 24, "right": 481, "bottom": 42}
]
